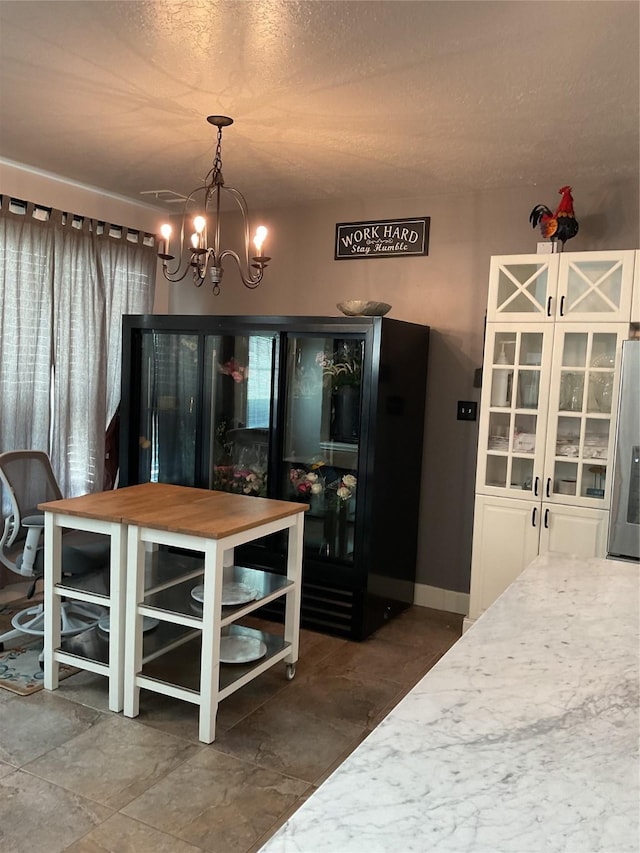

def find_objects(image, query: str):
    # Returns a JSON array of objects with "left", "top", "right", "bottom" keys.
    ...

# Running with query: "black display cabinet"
[{"left": 119, "top": 315, "right": 429, "bottom": 640}]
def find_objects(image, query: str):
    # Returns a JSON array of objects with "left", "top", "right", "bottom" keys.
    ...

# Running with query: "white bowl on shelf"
[{"left": 337, "top": 300, "right": 391, "bottom": 317}]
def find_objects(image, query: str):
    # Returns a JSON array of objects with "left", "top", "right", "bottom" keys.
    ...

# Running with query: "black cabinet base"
[{"left": 257, "top": 582, "right": 411, "bottom": 641}]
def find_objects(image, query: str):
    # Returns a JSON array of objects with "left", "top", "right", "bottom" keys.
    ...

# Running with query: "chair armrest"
[{"left": 22, "top": 513, "right": 44, "bottom": 529}]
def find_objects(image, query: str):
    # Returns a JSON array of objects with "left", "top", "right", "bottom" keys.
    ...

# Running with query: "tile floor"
[{"left": 0, "top": 585, "right": 462, "bottom": 853}]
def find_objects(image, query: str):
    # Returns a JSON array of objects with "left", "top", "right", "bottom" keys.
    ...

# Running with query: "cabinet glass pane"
[
  {"left": 556, "top": 416, "right": 581, "bottom": 457},
  {"left": 565, "top": 260, "right": 622, "bottom": 314},
  {"left": 511, "top": 458, "right": 535, "bottom": 491},
  {"left": 587, "top": 334, "right": 616, "bottom": 414},
  {"left": 581, "top": 462, "right": 606, "bottom": 499},
  {"left": 518, "top": 333, "right": 543, "bottom": 367},
  {"left": 496, "top": 264, "right": 550, "bottom": 314},
  {"left": 583, "top": 419, "right": 609, "bottom": 461},
  {"left": 137, "top": 332, "right": 199, "bottom": 485},
  {"left": 561, "top": 333, "right": 588, "bottom": 367},
  {"left": 516, "top": 370, "right": 540, "bottom": 408},
  {"left": 554, "top": 461, "right": 578, "bottom": 497},
  {"left": 490, "top": 333, "right": 516, "bottom": 407},
  {"left": 203, "top": 334, "right": 274, "bottom": 496},
  {"left": 559, "top": 371, "right": 584, "bottom": 412},
  {"left": 513, "top": 414, "right": 537, "bottom": 453},
  {"left": 485, "top": 455, "right": 508, "bottom": 488},
  {"left": 283, "top": 336, "right": 363, "bottom": 562}
]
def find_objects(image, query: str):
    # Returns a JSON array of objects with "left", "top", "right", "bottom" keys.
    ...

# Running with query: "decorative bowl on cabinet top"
[{"left": 337, "top": 300, "right": 391, "bottom": 317}]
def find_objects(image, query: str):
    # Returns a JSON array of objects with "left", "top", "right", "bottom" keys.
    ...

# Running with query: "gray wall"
[{"left": 169, "top": 177, "right": 639, "bottom": 595}]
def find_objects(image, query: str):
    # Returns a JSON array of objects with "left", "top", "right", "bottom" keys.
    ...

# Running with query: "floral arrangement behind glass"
[
  {"left": 213, "top": 465, "right": 266, "bottom": 496},
  {"left": 316, "top": 341, "right": 362, "bottom": 389},
  {"left": 289, "top": 465, "right": 357, "bottom": 506},
  {"left": 218, "top": 357, "right": 248, "bottom": 383}
]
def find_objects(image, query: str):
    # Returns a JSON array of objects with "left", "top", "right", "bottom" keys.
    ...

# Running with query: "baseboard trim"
[{"left": 413, "top": 583, "right": 469, "bottom": 615}]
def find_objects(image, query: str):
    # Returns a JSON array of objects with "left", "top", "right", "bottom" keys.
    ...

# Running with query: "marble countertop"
[{"left": 260, "top": 552, "right": 639, "bottom": 853}]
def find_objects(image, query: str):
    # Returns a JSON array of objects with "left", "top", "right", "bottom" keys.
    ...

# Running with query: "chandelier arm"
[
  {"left": 219, "top": 249, "right": 264, "bottom": 289},
  {"left": 212, "top": 183, "right": 222, "bottom": 264},
  {"left": 161, "top": 189, "right": 205, "bottom": 279},
  {"left": 224, "top": 186, "right": 254, "bottom": 271},
  {"left": 162, "top": 264, "right": 195, "bottom": 284}
]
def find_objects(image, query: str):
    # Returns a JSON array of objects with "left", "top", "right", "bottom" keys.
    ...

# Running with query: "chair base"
[{"left": 7, "top": 601, "right": 105, "bottom": 639}]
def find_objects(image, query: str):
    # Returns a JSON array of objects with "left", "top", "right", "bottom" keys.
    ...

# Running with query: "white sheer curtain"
[
  {"left": 99, "top": 231, "right": 156, "bottom": 431},
  {"left": 50, "top": 216, "right": 107, "bottom": 496},
  {"left": 0, "top": 199, "right": 156, "bottom": 498},
  {"left": 0, "top": 204, "right": 54, "bottom": 453}
]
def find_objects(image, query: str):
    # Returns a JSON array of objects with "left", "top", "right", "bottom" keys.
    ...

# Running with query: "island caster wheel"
[{"left": 285, "top": 663, "right": 296, "bottom": 681}]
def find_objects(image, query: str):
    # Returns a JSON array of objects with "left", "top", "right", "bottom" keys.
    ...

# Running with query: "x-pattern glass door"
[
  {"left": 558, "top": 252, "right": 635, "bottom": 321},
  {"left": 486, "top": 255, "right": 560, "bottom": 322}
]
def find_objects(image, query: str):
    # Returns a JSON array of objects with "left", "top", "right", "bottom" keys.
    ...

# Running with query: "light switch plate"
[{"left": 457, "top": 401, "right": 477, "bottom": 421}]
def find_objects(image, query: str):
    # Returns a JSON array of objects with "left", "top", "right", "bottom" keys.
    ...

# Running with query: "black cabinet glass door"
[
  {"left": 202, "top": 333, "right": 276, "bottom": 497},
  {"left": 283, "top": 335, "right": 363, "bottom": 564},
  {"left": 137, "top": 331, "right": 199, "bottom": 485}
]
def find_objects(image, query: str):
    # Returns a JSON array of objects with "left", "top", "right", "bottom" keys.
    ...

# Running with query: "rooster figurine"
[{"left": 529, "top": 185, "right": 579, "bottom": 252}]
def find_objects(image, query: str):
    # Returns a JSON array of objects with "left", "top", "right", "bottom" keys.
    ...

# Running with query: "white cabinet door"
[
  {"left": 486, "top": 251, "right": 635, "bottom": 325},
  {"left": 476, "top": 324, "right": 554, "bottom": 500},
  {"left": 486, "top": 255, "right": 560, "bottom": 323},
  {"left": 538, "top": 502, "right": 609, "bottom": 558},
  {"left": 468, "top": 495, "right": 540, "bottom": 622},
  {"left": 543, "top": 323, "right": 627, "bottom": 510},
  {"left": 557, "top": 251, "right": 635, "bottom": 323}
]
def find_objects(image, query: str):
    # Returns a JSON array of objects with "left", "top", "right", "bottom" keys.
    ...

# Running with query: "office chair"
[{"left": 0, "top": 450, "right": 108, "bottom": 652}]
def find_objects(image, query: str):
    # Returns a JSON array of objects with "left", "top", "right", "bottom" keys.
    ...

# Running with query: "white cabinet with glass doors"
[
  {"left": 477, "top": 323, "right": 627, "bottom": 508},
  {"left": 487, "top": 251, "right": 635, "bottom": 324},
  {"left": 466, "top": 249, "right": 636, "bottom": 631}
]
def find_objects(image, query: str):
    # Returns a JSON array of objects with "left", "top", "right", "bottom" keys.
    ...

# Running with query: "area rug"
[{"left": 0, "top": 644, "right": 79, "bottom": 696}]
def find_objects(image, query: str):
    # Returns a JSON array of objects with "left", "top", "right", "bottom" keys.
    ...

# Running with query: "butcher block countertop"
[
  {"left": 39, "top": 482, "right": 307, "bottom": 538},
  {"left": 260, "top": 552, "right": 639, "bottom": 853}
]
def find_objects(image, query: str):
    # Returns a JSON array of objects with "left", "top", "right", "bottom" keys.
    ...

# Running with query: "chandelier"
[{"left": 158, "top": 116, "right": 270, "bottom": 294}]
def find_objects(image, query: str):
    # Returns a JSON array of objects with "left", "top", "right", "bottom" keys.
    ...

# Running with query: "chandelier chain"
[{"left": 213, "top": 126, "right": 224, "bottom": 184}]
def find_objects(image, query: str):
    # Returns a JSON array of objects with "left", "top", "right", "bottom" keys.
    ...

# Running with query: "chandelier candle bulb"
[
  {"left": 254, "top": 225, "right": 267, "bottom": 255},
  {"left": 194, "top": 215, "right": 206, "bottom": 249},
  {"left": 159, "top": 222, "right": 173, "bottom": 259}
]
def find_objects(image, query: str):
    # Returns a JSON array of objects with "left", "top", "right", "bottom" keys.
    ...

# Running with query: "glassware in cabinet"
[{"left": 545, "top": 324, "right": 627, "bottom": 506}]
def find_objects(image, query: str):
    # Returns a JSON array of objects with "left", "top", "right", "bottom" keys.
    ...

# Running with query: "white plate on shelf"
[
  {"left": 219, "top": 635, "right": 267, "bottom": 664},
  {"left": 190, "top": 582, "right": 258, "bottom": 607},
  {"left": 98, "top": 616, "right": 159, "bottom": 633}
]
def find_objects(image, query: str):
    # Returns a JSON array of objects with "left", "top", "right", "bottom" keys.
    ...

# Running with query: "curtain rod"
[{"left": 0, "top": 194, "right": 156, "bottom": 247}]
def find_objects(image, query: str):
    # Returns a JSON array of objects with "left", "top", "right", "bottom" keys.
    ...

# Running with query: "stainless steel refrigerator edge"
[{"left": 608, "top": 339, "right": 640, "bottom": 561}]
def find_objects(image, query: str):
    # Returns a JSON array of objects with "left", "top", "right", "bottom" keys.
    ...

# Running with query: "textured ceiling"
[{"left": 0, "top": 0, "right": 638, "bottom": 211}]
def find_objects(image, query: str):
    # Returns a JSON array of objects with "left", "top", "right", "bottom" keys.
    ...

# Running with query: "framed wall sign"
[{"left": 335, "top": 217, "right": 430, "bottom": 260}]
